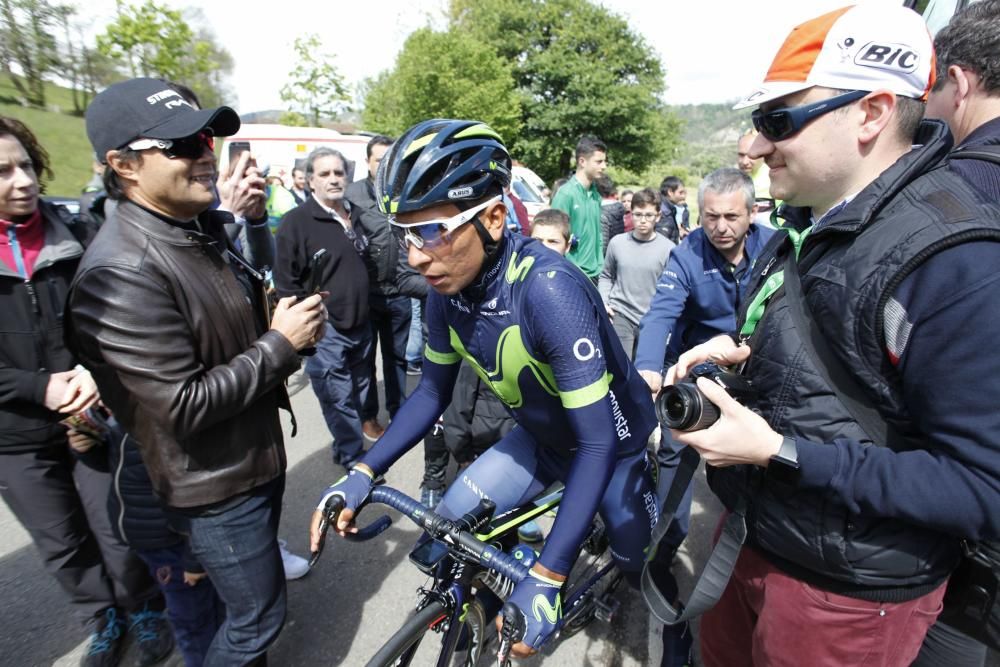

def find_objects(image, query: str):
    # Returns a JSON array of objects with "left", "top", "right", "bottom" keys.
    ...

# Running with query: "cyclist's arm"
[
  {"left": 524, "top": 271, "right": 620, "bottom": 575},
  {"left": 359, "top": 294, "right": 461, "bottom": 475},
  {"left": 634, "top": 252, "right": 691, "bottom": 372}
]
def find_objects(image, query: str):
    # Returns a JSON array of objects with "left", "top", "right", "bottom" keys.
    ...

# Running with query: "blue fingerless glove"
[
  {"left": 506, "top": 568, "right": 564, "bottom": 650},
  {"left": 316, "top": 467, "right": 374, "bottom": 513}
]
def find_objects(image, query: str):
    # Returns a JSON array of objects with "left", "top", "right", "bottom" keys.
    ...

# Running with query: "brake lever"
[
  {"left": 309, "top": 494, "right": 345, "bottom": 568},
  {"left": 496, "top": 602, "right": 525, "bottom": 667}
]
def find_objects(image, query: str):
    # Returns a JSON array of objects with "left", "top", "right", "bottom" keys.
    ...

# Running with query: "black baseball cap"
[{"left": 86, "top": 77, "right": 241, "bottom": 163}]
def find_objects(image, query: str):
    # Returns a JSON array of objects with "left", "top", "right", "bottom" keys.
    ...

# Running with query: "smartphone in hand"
[
  {"left": 300, "top": 249, "right": 330, "bottom": 357},
  {"left": 306, "top": 248, "right": 330, "bottom": 294},
  {"left": 227, "top": 141, "right": 251, "bottom": 167}
]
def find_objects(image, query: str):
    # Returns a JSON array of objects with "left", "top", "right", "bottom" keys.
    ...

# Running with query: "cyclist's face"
[{"left": 399, "top": 200, "right": 505, "bottom": 295}]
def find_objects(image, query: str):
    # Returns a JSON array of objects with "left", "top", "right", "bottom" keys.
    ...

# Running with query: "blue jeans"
[
  {"left": 405, "top": 299, "right": 424, "bottom": 364},
  {"left": 137, "top": 543, "right": 224, "bottom": 667},
  {"left": 362, "top": 294, "right": 411, "bottom": 420},
  {"left": 182, "top": 476, "right": 286, "bottom": 667},
  {"left": 306, "top": 322, "right": 373, "bottom": 466}
]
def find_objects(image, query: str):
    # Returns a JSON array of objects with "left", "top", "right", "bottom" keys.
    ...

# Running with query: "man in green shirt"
[{"left": 551, "top": 136, "right": 606, "bottom": 280}]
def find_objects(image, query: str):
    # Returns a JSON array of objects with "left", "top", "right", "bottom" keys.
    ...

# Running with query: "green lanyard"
[{"left": 739, "top": 225, "right": 813, "bottom": 337}]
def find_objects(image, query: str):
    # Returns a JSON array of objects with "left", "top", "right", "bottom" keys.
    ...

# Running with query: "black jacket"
[
  {"left": 713, "top": 120, "right": 1000, "bottom": 599},
  {"left": 600, "top": 200, "right": 625, "bottom": 253},
  {"left": 345, "top": 177, "right": 425, "bottom": 299},
  {"left": 0, "top": 202, "right": 97, "bottom": 452},
  {"left": 65, "top": 200, "right": 298, "bottom": 508},
  {"left": 273, "top": 197, "right": 370, "bottom": 330},
  {"left": 657, "top": 200, "right": 689, "bottom": 244},
  {"left": 442, "top": 363, "right": 514, "bottom": 463}
]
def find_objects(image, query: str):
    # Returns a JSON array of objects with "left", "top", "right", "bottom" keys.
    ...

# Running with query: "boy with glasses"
[{"left": 599, "top": 188, "right": 674, "bottom": 359}]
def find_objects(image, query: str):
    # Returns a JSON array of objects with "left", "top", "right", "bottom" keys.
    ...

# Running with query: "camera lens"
[{"left": 656, "top": 383, "right": 721, "bottom": 432}]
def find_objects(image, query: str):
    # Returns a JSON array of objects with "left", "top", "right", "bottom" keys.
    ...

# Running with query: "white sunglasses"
[{"left": 389, "top": 195, "right": 502, "bottom": 250}]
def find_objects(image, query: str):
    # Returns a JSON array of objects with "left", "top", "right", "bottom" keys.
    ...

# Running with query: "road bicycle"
[{"left": 312, "top": 482, "right": 625, "bottom": 666}]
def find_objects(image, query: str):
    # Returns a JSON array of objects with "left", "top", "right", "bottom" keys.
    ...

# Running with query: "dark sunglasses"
[
  {"left": 127, "top": 130, "right": 215, "bottom": 160},
  {"left": 751, "top": 90, "right": 868, "bottom": 142}
]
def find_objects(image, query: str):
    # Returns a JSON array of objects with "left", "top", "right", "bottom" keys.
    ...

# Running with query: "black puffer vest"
[{"left": 711, "top": 120, "right": 1000, "bottom": 600}]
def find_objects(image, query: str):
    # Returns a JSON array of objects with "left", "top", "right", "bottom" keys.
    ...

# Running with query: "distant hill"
[
  {"left": 664, "top": 103, "right": 755, "bottom": 183},
  {"left": 673, "top": 103, "right": 753, "bottom": 144}
]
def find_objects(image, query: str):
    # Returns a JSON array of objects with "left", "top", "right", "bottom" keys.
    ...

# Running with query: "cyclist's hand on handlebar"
[
  {"left": 497, "top": 564, "right": 566, "bottom": 657},
  {"left": 310, "top": 466, "right": 375, "bottom": 547},
  {"left": 665, "top": 334, "right": 751, "bottom": 386}
]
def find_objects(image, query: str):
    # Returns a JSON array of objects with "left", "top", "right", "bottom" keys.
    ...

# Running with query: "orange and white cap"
[{"left": 733, "top": 4, "right": 936, "bottom": 110}]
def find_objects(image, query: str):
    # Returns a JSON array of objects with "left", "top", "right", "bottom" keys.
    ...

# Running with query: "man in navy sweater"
[
  {"left": 918, "top": 4, "right": 1000, "bottom": 665},
  {"left": 671, "top": 6, "right": 1000, "bottom": 666},
  {"left": 925, "top": 0, "right": 1000, "bottom": 199}
]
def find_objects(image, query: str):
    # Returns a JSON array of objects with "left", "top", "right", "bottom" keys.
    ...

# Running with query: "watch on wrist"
[{"left": 768, "top": 435, "right": 801, "bottom": 484}]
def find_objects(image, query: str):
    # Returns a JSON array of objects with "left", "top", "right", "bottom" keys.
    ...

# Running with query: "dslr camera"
[{"left": 655, "top": 362, "right": 755, "bottom": 432}]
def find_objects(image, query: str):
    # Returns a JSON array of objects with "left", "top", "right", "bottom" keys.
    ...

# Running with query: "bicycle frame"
[{"left": 313, "top": 483, "right": 623, "bottom": 666}]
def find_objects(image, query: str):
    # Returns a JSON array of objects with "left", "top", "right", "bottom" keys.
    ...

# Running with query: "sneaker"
[
  {"left": 81, "top": 607, "right": 126, "bottom": 667},
  {"left": 128, "top": 602, "right": 174, "bottom": 666},
  {"left": 420, "top": 486, "right": 443, "bottom": 509},
  {"left": 279, "top": 539, "right": 310, "bottom": 580},
  {"left": 660, "top": 619, "right": 694, "bottom": 667},
  {"left": 362, "top": 418, "right": 385, "bottom": 442},
  {"left": 517, "top": 519, "right": 544, "bottom": 543},
  {"left": 406, "top": 361, "right": 423, "bottom": 376}
]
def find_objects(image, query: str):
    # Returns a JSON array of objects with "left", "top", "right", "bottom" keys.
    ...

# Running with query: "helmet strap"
[
  {"left": 461, "top": 216, "right": 505, "bottom": 302},
  {"left": 470, "top": 214, "right": 499, "bottom": 258}
]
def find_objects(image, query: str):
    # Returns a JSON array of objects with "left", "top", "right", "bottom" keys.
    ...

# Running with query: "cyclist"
[{"left": 309, "top": 119, "right": 663, "bottom": 659}]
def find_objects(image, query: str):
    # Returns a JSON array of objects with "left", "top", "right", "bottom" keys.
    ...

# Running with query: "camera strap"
[
  {"left": 641, "top": 445, "right": 748, "bottom": 625},
  {"left": 781, "top": 251, "right": 897, "bottom": 448}
]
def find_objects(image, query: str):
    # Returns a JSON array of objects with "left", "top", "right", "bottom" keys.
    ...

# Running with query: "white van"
[{"left": 219, "top": 124, "right": 371, "bottom": 187}]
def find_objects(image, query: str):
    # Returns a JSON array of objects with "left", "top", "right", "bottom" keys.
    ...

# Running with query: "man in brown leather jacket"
[{"left": 65, "top": 78, "right": 326, "bottom": 666}]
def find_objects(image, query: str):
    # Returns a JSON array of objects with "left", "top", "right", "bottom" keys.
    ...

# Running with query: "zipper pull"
[{"left": 24, "top": 280, "right": 41, "bottom": 315}]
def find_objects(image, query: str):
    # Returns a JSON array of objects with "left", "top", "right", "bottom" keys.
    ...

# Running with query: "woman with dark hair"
[{"left": 0, "top": 116, "right": 172, "bottom": 667}]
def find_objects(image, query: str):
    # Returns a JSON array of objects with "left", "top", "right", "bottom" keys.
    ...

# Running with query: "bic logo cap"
[{"left": 733, "top": 4, "right": 935, "bottom": 110}]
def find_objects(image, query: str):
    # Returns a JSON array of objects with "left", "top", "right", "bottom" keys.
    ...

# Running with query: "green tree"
[
  {"left": 280, "top": 34, "right": 350, "bottom": 126},
  {"left": 0, "top": 0, "right": 62, "bottom": 108},
  {"left": 96, "top": 1, "right": 231, "bottom": 106},
  {"left": 449, "top": 0, "right": 678, "bottom": 183},
  {"left": 362, "top": 27, "right": 522, "bottom": 142}
]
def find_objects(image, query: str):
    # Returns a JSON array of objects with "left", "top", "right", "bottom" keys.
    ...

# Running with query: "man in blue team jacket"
[{"left": 634, "top": 167, "right": 773, "bottom": 552}]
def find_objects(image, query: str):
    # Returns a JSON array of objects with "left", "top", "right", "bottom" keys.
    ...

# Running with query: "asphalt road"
[{"left": 0, "top": 369, "right": 737, "bottom": 667}]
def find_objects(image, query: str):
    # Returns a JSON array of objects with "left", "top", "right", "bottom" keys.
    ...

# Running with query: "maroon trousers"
[{"left": 700, "top": 542, "right": 947, "bottom": 667}]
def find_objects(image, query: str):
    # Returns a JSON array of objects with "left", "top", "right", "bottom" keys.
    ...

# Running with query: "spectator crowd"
[{"left": 1, "top": 2, "right": 1000, "bottom": 666}]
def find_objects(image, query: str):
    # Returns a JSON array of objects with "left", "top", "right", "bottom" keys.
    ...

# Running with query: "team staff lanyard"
[{"left": 739, "top": 225, "right": 813, "bottom": 338}]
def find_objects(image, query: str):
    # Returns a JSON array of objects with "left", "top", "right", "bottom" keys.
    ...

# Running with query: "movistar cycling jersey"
[
  {"left": 423, "top": 232, "right": 655, "bottom": 455},
  {"left": 362, "top": 230, "right": 656, "bottom": 573}
]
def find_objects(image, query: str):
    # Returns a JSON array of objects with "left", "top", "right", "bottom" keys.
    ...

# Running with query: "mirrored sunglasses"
[{"left": 389, "top": 195, "right": 502, "bottom": 250}]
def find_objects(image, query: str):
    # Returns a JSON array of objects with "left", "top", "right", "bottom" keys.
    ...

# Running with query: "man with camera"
[
  {"left": 666, "top": 6, "right": 1000, "bottom": 666},
  {"left": 66, "top": 77, "right": 327, "bottom": 664}
]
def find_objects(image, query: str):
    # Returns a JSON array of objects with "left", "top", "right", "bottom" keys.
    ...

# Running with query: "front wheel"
[{"left": 366, "top": 597, "right": 488, "bottom": 667}]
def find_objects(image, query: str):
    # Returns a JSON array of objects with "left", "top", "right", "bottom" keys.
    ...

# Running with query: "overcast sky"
[{"left": 85, "top": 0, "right": 900, "bottom": 114}]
